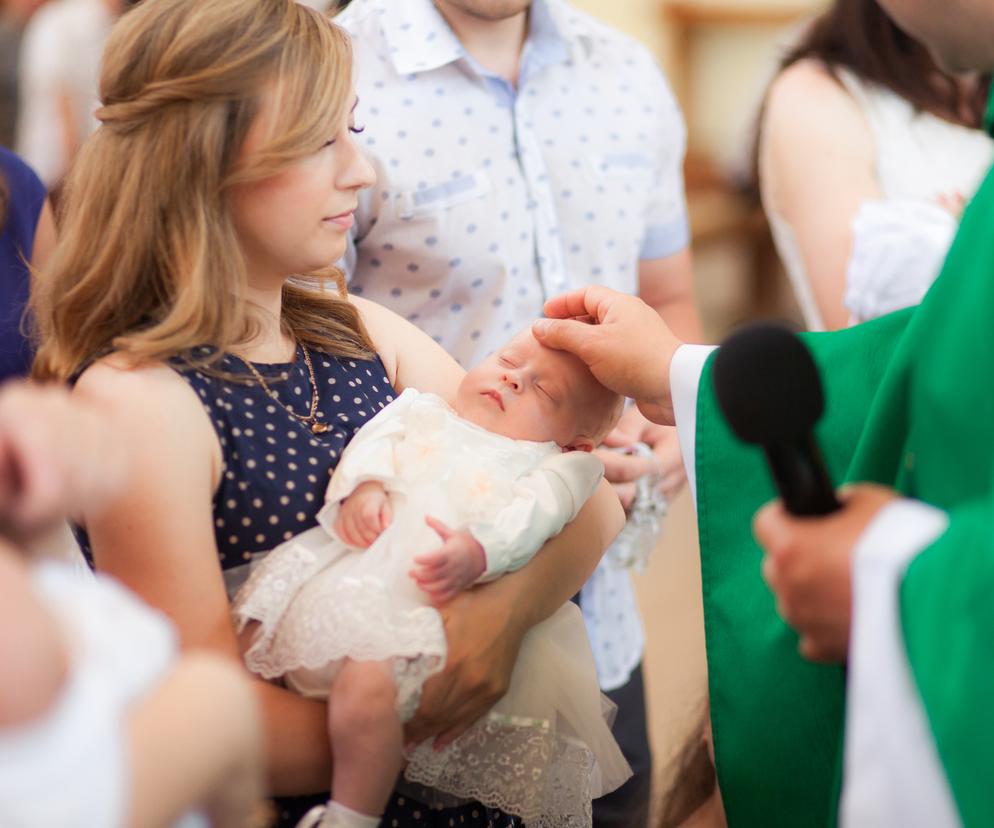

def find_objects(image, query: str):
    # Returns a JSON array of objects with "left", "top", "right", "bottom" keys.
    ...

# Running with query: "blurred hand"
[
  {"left": 0, "top": 381, "right": 127, "bottom": 539},
  {"left": 753, "top": 484, "right": 897, "bottom": 662},
  {"left": 411, "top": 516, "right": 486, "bottom": 605},
  {"left": 334, "top": 480, "right": 391, "bottom": 548},
  {"left": 597, "top": 407, "right": 686, "bottom": 508},
  {"left": 935, "top": 190, "right": 966, "bottom": 219},
  {"left": 533, "top": 286, "right": 682, "bottom": 426}
]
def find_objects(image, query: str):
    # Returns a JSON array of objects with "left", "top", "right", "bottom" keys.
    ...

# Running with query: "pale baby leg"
[{"left": 327, "top": 659, "right": 404, "bottom": 825}]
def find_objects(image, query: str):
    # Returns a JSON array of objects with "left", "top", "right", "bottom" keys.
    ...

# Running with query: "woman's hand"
[
  {"left": 753, "top": 484, "right": 897, "bottom": 662},
  {"left": 404, "top": 481, "right": 622, "bottom": 751},
  {"left": 403, "top": 579, "right": 526, "bottom": 750}
]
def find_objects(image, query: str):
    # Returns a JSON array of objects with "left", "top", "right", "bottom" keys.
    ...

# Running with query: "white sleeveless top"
[{"left": 768, "top": 66, "right": 994, "bottom": 330}]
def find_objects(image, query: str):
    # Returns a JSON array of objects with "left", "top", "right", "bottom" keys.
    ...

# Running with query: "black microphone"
[{"left": 711, "top": 323, "right": 841, "bottom": 516}]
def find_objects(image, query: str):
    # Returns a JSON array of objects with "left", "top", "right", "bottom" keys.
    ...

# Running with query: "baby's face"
[{"left": 455, "top": 330, "right": 603, "bottom": 450}]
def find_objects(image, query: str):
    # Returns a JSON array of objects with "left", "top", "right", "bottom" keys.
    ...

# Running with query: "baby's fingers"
[
  {"left": 345, "top": 511, "right": 373, "bottom": 548},
  {"left": 379, "top": 499, "right": 393, "bottom": 531},
  {"left": 425, "top": 515, "right": 454, "bottom": 541},
  {"left": 412, "top": 549, "right": 449, "bottom": 569},
  {"left": 334, "top": 512, "right": 358, "bottom": 547}
]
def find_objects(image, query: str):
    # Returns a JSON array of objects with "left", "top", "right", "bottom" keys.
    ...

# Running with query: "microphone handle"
[{"left": 763, "top": 435, "right": 841, "bottom": 516}]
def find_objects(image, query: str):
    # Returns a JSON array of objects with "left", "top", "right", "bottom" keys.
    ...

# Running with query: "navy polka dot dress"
[{"left": 75, "top": 345, "right": 522, "bottom": 828}]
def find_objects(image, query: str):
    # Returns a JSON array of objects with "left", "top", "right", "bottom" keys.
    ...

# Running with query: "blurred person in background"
[
  {"left": 759, "top": 0, "right": 993, "bottom": 330},
  {"left": 335, "top": 3, "right": 702, "bottom": 822},
  {"left": 15, "top": 0, "right": 137, "bottom": 189},
  {"left": 0, "top": 0, "right": 47, "bottom": 148},
  {"left": 0, "top": 146, "right": 54, "bottom": 381}
]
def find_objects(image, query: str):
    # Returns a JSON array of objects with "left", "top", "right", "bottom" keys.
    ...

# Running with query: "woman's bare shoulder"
[
  {"left": 347, "top": 294, "right": 464, "bottom": 400},
  {"left": 761, "top": 59, "right": 877, "bottom": 215},
  {"left": 75, "top": 355, "right": 216, "bottom": 446},
  {"left": 764, "top": 59, "right": 870, "bottom": 145},
  {"left": 76, "top": 354, "right": 194, "bottom": 407}
]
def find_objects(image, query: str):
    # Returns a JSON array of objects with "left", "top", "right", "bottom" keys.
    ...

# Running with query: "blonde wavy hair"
[{"left": 31, "top": 0, "right": 374, "bottom": 382}]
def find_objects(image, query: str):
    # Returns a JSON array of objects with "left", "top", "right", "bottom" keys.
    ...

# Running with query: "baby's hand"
[
  {"left": 411, "top": 516, "right": 486, "bottom": 605},
  {"left": 335, "top": 481, "right": 391, "bottom": 548}
]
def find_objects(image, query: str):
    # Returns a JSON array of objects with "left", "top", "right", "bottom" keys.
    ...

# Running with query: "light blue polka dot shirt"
[{"left": 338, "top": 0, "right": 690, "bottom": 691}]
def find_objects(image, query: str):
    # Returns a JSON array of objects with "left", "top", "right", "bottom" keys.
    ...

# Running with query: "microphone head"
[{"left": 712, "top": 323, "right": 824, "bottom": 445}]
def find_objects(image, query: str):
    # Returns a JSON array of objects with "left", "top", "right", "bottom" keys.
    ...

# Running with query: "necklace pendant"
[{"left": 310, "top": 421, "right": 330, "bottom": 435}]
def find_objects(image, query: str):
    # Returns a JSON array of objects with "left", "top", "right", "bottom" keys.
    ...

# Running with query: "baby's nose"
[{"left": 499, "top": 372, "right": 521, "bottom": 392}]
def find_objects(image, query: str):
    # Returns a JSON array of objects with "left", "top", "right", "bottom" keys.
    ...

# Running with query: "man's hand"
[
  {"left": 532, "top": 286, "right": 682, "bottom": 426},
  {"left": 334, "top": 481, "right": 391, "bottom": 548},
  {"left": 0, "top": 382, "right": 127, "bottom": 540},
  {"left": 410, "top": 516, "right": 486, "bottom": 605},
  {"left": 404, "top": 579, "right": 525, "bottom": 749},
  {"left": 753, "top": 484, "right": 898, "bottom": 663}
]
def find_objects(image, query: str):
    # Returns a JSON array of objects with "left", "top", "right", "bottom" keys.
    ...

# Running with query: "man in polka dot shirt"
[{"left": 337, "top": 2, "right": 702, "bottom": 824}]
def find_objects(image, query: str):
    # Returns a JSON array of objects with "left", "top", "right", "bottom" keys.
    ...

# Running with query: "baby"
[{"left": 233, "top": 330, "right": 631, "bottom": 828}]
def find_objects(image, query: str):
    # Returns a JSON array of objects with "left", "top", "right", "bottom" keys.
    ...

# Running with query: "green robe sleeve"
[{"left": 695, "top": 308, "right": 913, "bottom": 828}]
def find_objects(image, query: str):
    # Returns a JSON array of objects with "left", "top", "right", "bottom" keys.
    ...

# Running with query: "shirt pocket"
[
  {"left": 586, "top": 151, "right": 656, "bottom": 185},
  {"left": 392, "top": 170, "right": 492, "bottom": 219}
]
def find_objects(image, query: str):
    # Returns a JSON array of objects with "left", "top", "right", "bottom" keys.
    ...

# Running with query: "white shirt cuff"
[
  {"left": 842, "top": 498, "right": 958, "bottom": 827},
  {"left": 669, "top": 344, "right": 717, "bottom": 505}
]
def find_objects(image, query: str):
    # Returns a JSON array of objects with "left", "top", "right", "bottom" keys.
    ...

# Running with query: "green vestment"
[{"left": 695, "top": 112, "right": 994, "bottom": 826}]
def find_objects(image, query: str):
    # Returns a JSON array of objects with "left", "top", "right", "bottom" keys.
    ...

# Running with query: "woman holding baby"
[{"left": 29, "top": 1, "right": 625, "bottom": 826}]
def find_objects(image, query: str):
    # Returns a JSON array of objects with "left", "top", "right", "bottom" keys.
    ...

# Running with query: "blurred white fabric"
[{"left": 15, "top": 0, "right": 113, "bottom": 186}]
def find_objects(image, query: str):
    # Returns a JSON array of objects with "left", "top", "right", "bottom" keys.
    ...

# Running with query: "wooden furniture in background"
[{"left": 660, "top": 0, "right": 822, "bottom": 324}]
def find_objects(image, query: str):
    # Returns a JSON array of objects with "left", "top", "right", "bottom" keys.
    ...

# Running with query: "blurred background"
[{"left": 0, "top": 0, "right": 827, "bottom": 823}]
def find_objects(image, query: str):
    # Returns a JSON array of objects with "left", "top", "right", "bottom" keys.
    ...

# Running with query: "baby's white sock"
[{"left": 324, "top": 801, "right": 381, "bottom": 828}]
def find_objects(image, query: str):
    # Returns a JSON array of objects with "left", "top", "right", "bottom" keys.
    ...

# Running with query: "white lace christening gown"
[{"left": 233, "top": 388, "right": 632, "bottom": 827}]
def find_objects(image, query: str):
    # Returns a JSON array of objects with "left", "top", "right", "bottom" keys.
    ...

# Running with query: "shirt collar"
[
  {"left": 380, "top": 0, "right": 575, "bottom": 79},
  {"left": 380, "top": 0, "right": 465, "bottom": 76}
]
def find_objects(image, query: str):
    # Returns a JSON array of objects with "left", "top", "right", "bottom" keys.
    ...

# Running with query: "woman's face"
[{"left": 229, "top": 90, "right": 375, "bottom": 288}]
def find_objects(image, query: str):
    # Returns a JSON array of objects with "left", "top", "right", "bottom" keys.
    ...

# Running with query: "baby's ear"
[{"left": 563, "top": 438, "right": 594, "bottom": 453}]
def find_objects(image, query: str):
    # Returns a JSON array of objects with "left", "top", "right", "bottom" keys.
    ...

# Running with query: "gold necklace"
[{"left": 236, "top": 343, "right": 330, "bottom": 434}]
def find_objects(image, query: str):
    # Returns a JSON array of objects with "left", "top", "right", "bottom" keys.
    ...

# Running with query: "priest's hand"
[
  {"left": 753, "top": 484, "right": 898, "bottom": 663},
  {"left": 532, "top": 286, "right": 682, "bottom": 426}
]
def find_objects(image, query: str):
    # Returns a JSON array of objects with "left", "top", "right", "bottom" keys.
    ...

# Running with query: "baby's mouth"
[{"left": 482, "top": 390, "right": 505, "bottom": 411}]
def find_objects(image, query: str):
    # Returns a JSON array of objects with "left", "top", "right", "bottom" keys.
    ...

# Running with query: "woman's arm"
[
  {"left": 760, "top": 60, "right": 882, "bottom": 330},
  {"left": 75, "top": 361, "right": 333, "bottom": 795},
  {"left": 407, "top": 479, "right": 624, "bottom": 747}
]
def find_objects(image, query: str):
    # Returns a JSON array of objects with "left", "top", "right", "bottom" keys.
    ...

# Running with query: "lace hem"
[
  {"left": 403, "top": 713, "right": 603, "bottom": 827},
  {"left": 233, "top": 540, "right": 446, "bottom": 684},
  {"left": 242, "top": 583, "right": 445, "bottom": 680}
]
